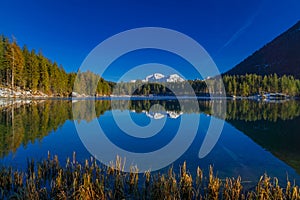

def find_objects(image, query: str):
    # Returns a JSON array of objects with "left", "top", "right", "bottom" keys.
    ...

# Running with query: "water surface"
[{"left": 0, "top": 99, "right": 300, "bottom": 188}]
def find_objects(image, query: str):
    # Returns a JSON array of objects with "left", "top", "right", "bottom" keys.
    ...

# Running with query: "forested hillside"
[
  {"left": 111, "top": 74, "right": 300, "bottom": 97},
  {"left": 0, "top": 35, "right": 111, "bottom": 96},
  {"left": 226, "top": 20, "right": 300, "bottom": 78},
  {"left": 222, "top": 74, "right": 300, "bottom": 96}
]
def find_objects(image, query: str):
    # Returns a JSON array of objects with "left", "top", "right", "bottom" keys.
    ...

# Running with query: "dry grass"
[{"left": 0, "top": 153, "right": 299, "bottom": 200}]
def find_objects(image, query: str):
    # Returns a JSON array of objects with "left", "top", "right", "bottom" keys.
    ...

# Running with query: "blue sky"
[{"left": 0, "top": 0, "right": 299, "bottom": 81}]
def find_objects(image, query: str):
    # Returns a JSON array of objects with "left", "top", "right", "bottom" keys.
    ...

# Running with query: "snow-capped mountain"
[
  {"left": 166, "top": 74, "right": 184, "bottom": 82},
  {"left": 145, "top": 73, "right": 165, "bottom": 82},
  {"left": 131, "top": 73, "right": 185, "bottom": 83}
]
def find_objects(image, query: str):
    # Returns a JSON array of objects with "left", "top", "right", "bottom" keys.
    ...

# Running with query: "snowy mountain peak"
[
  {"left": 145, "top": 73, "right": 165, "bottom": 82},
  {"left": 133, "top": 73, "right": 184, "bottom": 83},
  {"left": 167, "top": 74, "right": 185, "bottom": 82}
]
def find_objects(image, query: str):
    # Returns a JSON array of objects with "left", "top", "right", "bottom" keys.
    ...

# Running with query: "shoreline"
[
  {"left": 0, "top": 95, "right": 297, "bottom": 101},
  {"left": 0, "top": 86, "right": 297, "bottom": 101}
]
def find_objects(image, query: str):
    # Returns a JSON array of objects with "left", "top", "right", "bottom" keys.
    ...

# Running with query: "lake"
[{"left": 0, "top": 98, "right": 300, "bottom": 189}]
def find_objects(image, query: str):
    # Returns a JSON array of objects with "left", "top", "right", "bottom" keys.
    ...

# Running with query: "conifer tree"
[{"left": 4, "top": 39, "right": 24, "bottom": 89}]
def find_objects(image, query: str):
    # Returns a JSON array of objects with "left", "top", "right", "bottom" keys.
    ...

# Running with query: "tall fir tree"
[
  {"left": 4, "top": 39, "right": 24, "bottom": 89},
  {"left": 37, "top": 52, "right": 50, "bottom": 93}
]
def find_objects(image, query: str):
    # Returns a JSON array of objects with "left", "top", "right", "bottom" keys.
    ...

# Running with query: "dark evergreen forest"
[{"left": 0, "top": 35, "right": 111, "bottom": 96}]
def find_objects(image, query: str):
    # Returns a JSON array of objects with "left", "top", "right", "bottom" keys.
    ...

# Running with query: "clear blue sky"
[{"left": 0, "top": 0, "right": 299, "bottom": 81}]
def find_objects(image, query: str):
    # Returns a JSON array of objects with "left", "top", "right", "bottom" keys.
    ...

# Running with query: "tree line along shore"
[{"left": 1, "top": 35, "right": 300, "bottom": 98}]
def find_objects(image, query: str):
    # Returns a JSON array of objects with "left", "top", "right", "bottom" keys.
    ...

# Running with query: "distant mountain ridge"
[
  {"left": 130, "top": 73, "right": 185, "bottom": 83},
  {"left": 225, "top": 20, "right": 300, "bottom": 78}
]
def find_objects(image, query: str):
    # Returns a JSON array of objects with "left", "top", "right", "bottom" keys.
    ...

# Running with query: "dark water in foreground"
[{"left": 0, "top": 98, "right": 300, "bottom": 188}]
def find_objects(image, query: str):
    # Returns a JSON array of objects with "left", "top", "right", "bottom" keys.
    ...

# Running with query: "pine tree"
[
  {"left": 4, "top": 39, "right": 24, "bottom": 89},
  {"left": 30, "top": 50, "right": 39, "bottom": 92},
  {"left": 37, "top": 52, "right": 50, "bottom": 93},
  {"left": 0, "top": 35, "right": 6, "bottom": 84},
  {"left": 23, "top": 49, "right": 39, "bottom": 92}
]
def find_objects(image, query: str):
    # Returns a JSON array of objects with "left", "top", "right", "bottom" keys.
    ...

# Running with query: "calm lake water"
[{"left": 0, "top": 98, "right": 300, "bottom": 188}]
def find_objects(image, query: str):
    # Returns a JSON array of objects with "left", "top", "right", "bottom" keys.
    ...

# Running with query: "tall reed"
[{"left": 0, "top": 153, "right": 299, "bottom": 200}]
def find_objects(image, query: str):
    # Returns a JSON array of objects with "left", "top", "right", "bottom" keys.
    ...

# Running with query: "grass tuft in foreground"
[{"left": 0, "top": 152, "right": 299, "bottom": 199}]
